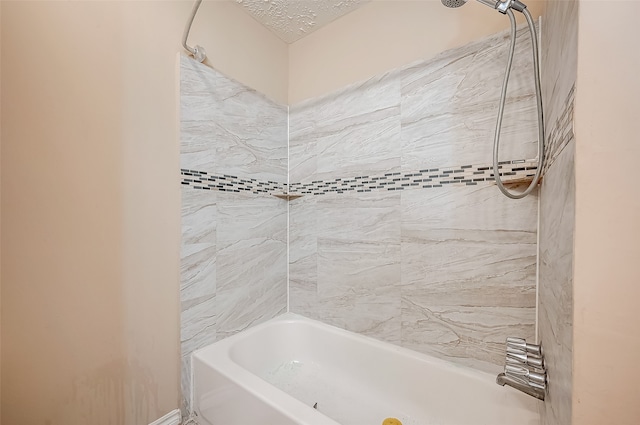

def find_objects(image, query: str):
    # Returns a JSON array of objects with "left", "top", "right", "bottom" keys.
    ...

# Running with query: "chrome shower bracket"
[{"left": 496, "top": 0, "right": 527, "bottom": 14}]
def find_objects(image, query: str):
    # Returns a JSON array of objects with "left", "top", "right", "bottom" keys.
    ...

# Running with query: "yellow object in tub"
[{"left": 382, "top": 418, "right": 402, "bottom": 425}]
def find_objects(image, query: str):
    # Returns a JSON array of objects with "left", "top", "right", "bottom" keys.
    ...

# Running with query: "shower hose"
[{"left": 493, "top": 7, "right": 544, "bottom": 199}]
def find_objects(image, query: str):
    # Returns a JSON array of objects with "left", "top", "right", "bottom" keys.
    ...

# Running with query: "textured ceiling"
[{"left": 236, "top": 0, "right": 369, "bottom": 43}]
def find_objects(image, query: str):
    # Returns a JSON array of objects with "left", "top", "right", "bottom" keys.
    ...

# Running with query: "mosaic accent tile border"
[
  {"left": 182, "top": 159, "right": 538, "bottom": 196},
  {"left": 288, "top": 160, "right": 538, "bottom": 195},
  {"left": 543, "top": 85, "right": 575, "bottom": 174},
  {"left": 181, "top": 169, "right": 286, "bottom": 194}
]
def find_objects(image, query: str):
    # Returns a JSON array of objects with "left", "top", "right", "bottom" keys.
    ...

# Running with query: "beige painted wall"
[
  {"left": 190, "top": 0, "right": 289, "bottom": 104},
  {"left": 288, "top": 0, "right": 545, "bottom": 104},
  {"left": 573, "top": 1, "right": 640, "bottom": 424},
  {"left": 0, "top": 1, "right": 287, "bottom": 424}
]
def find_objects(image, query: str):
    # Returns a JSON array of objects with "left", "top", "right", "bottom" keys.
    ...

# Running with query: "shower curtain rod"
[{"left": 182, "top": 0, "right": 207, "bottom": 62}]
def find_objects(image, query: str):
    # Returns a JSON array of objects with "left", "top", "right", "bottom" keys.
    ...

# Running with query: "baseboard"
[{"left": 149, "top": 409, "right": 181, "bottom": 425}]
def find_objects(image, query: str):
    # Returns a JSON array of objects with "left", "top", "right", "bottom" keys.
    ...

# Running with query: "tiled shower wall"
[
  {"left": 539, "top": 0, "right": 578, "bottom": 424},
  {"left": 179, "top": 55, "right": 288, "bottom": 413},
  {"left": 179, "top": 14, "right": 575, "bottom": 416},
  {"left": 288, "top": 25, "right": 540, "bottom": 373}
]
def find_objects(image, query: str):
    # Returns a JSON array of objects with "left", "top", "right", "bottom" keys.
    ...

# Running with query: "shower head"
[
  {"left": 441, "top": 0, "right": 500, "bottom": 9},
  {"left": 441, "top": 0, "right": 468, "bottom": 7}
]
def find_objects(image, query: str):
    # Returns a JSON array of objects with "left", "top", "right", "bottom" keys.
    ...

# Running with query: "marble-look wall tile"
[
  {"left": 288, "top": 25, "right": 539, "bottom": 374},
  {"left": 180, "top": 189, "right": 288, "bottom": 415},
  {"left": 541, "top": 0, "right": 578, "bottom": 144},
  {"left": 290, "top": 192, "right": 402, "bottom": 344},
  {"left": 539, "top": 142, "right": 575, "bottom": 425},
  {"left": 539, "top": 1, "right": 578, "bottom": 423},
  {"left": 289, "top": 183, "right": 537, "bottom": 372},
  {"left": 400, "top": 185, "right": 537, "bottom": 373},
  {"left": 289, "top": 24, "right": 539, "bottom": 187},
  {"left": 215, "top": 192, "right": 287, "bottom": 339},
  {"left": 316, "top": 239, "right": 402, "bottom": 344},
  {"left": 316, "top": 192, "right": 401, "bottom": 243},
  {"left": 289, "top": 74, "right": 402, "bottom": 183},
  {"left": 288, "top": 196, "right": 318, "bottom": 314},
  {"left": 216, "top": 192, "right": 287, "bottom": 250},
  {"left": 402, "top": 302, "right": 534, "bottom": 373},
  {"left": 179, "top": 56, "right": 288, "bottom": 416},
  {"left": 543, "top": 87, "right": 574, "bottom": 174},
  {"left": 540, "top": 0, "right": 577, "bottom": 174},
  {"left": 400, "top": 25, "right": 539, "bottom": 171},
  {"left": 180, "top": 187, "right": 217, "bottom": 413},
  {"left": 180, "top": 55, "right": 287, "bottom": 183}
]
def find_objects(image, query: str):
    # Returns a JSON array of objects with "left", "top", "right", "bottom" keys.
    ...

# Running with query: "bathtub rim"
[{"left": 195, "top": 312, "right": 509, "bottom": 381}]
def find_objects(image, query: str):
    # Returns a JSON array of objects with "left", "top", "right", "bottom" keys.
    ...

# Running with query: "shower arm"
[{"left": 182, "top": 0, "right": 207, "bottom": 63}]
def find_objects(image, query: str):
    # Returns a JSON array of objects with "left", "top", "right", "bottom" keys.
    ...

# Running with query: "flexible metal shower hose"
[{"left": 493, "top": 8, "right": 545, "bottom": 199}]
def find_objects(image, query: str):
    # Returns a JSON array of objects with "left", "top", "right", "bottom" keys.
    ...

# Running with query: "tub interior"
[
  {"left": 261, "top": 357, "right": 421, "bottom": 425},
  {"left": 219, "top": 315, "right": 539, "bottom": 425}
]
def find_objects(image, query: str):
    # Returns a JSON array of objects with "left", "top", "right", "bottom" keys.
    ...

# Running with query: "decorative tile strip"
[
  {"left": 181, "top": 160, "right": 538, "bottom": 196},
  {"left": 288, "top": 159, "right": 538, "bottom": 196},
  {"left": 180, "top": 169, "right": 287, "bottom": 194},
  {"left": 543, "top": 85, "right": 575, "bottom": 174}
]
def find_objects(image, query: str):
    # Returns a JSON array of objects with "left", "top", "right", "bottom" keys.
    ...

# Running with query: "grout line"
[
  {"left": 286, "top": 106, "right": 290, "bottom": 313},
  {"left": 535, "top": 179, "right": 541, "bottom": 344},
  {"left": 535, "top": 10, "right": 542, "bottom": 348},
  {"left": 189, "top": 352, "right": 194, "bottom": 420}
]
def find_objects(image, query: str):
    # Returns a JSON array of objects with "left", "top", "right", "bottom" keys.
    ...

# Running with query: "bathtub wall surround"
[
  {"left": 179, "top": 55, "right": 288, "bottom": 415},
  {"left": 179, "top": 19, "right": 564, "bottom": 416},
  {"left": 538, "top": 0, "right": 578, "bottom": 423},
  {"left": 288, "top": 24, "right": 540, "bottom": 374}
]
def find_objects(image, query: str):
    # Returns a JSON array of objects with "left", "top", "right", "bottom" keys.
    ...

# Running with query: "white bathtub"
[{"left": 193, "top": 313, "right": 540, "bottom": 425}]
